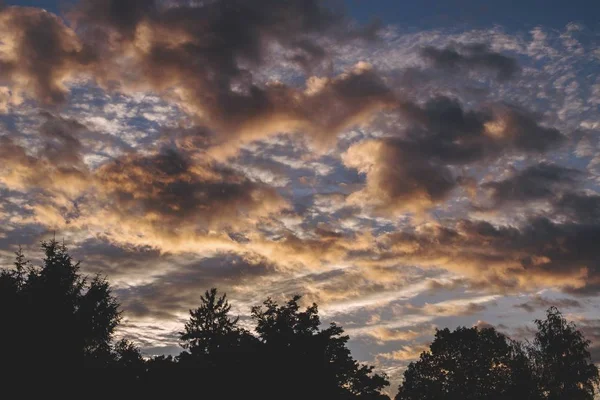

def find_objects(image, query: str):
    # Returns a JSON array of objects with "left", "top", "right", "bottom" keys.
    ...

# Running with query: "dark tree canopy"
[
  {"left": 251, "top": 295, "right": 390, "bottom": 399},
  {"left": 531, "top": 307, "right": 599, "bottom": 400},
  {"left": 180, "top": 288, "right": 252, "bottom": 357},
  {"left": 2, "top": 243, "right": 599, "bottom": 400},
  {"left": 0, "top": 240, "right": 121, "bottom": 368},
  {"left": 0, "top": 243, "right": 391, "bottom": 398},
  {"left": 396, "top": 308, "right": 599, "bottom": 400},
  {"left": 176, "top": 291, "right": 389, "bottom": 399},
  {"left": 396, "top": 326, "right": 538, "bottom": 400}
]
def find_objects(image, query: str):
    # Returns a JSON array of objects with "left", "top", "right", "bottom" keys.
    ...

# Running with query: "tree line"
[{"left": 0, "top": 240, "right": 598, "bottom": 399}]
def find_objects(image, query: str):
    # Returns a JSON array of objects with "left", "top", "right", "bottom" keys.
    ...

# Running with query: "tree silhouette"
[
  {"left": 530, "top": 307, "right": 599, "bottom": 400},
  {"left": 0, "top": 240, "right": 122, "bottom": 369},
  {"left": 180, "top": 288, "right": 254, "bottom": 357},
  {"left": 0, "top": 247, "right": 29, "bottom": 366},
  {"left": 252, "top": 295, "right": 390, "bottom": 399},
  {"left": 175, "top": 288, "right": 260, "bottom": 397},
  {"left": 5, "top": 241, "right": 600, "bottom": 400},
  {"left": 396, "top": 326, "right": 539, "bottom": 400}
]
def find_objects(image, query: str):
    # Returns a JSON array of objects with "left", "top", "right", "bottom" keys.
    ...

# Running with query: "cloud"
[
  {"left": 95, "top": 147, "right": 288, "bottom": 232},
  {"left": 480, "top": 163, "right": 582, "bottom": 208},
  {"left": 63, "top": 1, "right": 390, "bottom": 153},
  {"left": 37, "top": 112, "right": 88, "bottom": 165},
  {"left": 396, "top": 98, "right": 564, "bottom": 158},
  {"left": 377, "top": 344, "right": 429, "bottom": 361},
  {"left": 0, "top": 122, "right": 89, "bottom": 198},
  {"left": 115, "top": 252, "right": 278, "bottom": 320},
  {"left": 343, "top": 97, "right": 565, "bottom": 214},
  {"left": 367, "top": 327, "right": 423, "bottom": 342},
  {"left": 486, "top": 105, "right": 565, "bottom": 153},
  {"left": 553, "top": 192, "right": 600, "bottom": 222},
  {"left": 343, "top": 138, "right": 459, "bottom": 214},
  {"left": 570, "top": 318, "right": 600, "bottom": 363},
  {"left": 474, "top": 163, "right": 600, "bottom": 224},
  {"left": 0, "top": 6, "right": 94, "bottom": 109},
  {"left": 514, "top": 295, "right": 582, "bottom": 313},
  {"left": 402, "top": 297, "right": 494, "bottom": 318},
  {"left": 0, "top": 118, "right": 289, "bottom": 251},
  {"left": 71, "top": 237, "right": 162, "bottom": 280},
  {"left": 474, "top": 320, "right": 495, "bottom": 330},
  {"left": 421, "top": 43, "right": 520, "bottom": 81},
  {"left": 358, "top": 324, "right": 437, "bottom": 344},
  {"left": 371, "top": 216, "right": 600, "bottom": 294},
  {"left": 0, "top": 2, "right": 392, "bottom": 154}
]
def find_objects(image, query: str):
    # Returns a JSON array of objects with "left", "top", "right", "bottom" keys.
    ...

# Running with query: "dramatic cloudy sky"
[{"left": 1, "top": 0, "right": 599, "bottom": 393}]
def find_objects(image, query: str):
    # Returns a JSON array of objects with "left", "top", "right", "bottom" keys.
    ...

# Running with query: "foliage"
[
  {"left": 0, "top": 240, "right": 121, "bottom": 368},
  {"left": 530, "top": 307, "right": 599, "bottom": 400},
  {"left": 251, "top": 295, "right": 390, "bottom": 399},
  {"left": 396, "top": 326, "right": 538, "bottom": 400},
  {"left": 180, "top": 288, "right": 253, "bottom": 357},
  {"left": 2, "top": 243, "right": 599, "bottom": 400},
  {"left": 396, "top": 308, "right": 599, "bottom": 400}
]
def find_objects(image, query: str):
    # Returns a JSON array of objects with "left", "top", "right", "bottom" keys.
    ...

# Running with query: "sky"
[{"left": 0, "top": 0, "right": 599, "bottom": 393}]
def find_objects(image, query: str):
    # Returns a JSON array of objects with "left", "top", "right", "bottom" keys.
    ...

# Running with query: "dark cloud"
[
  {"left": 397, "top": 97, "right": 493, "bottom": 164},
  {"left": 0, "top": 220, "right": 49, "bottom": 252},
  {"left": 475, "top": 163, "right": 600, "bottom": 222},
  {"left": 0, "top": 2, "right": 390, "bottom": 151},
  {"left": 421, "top": 43, "right": 520, "bottom": 81},
  {"left": 0, "top": 6, "right": 95, "bottom": 107},
  {"left": 37, "top": 112, "right": 87, "bottom": 166},
  {"left": 197, "top": 63, "right": 394, "bottom": 153},
  {"left": 374, "top": 216, "right": 600, "bottom": 294},
  {"left": 0, "top": 112, "right": 93, "bottom": 199},
  {"left": 64, "top": 0, "right": 390, "bottom": 150},
  {"left": 514, "top": 295, "right": 582, "bottom": 313},
  {"left": 72, "top": 0, "right": 379, "bottom": 68},
  {"left": 115, "top": 252, "right": 278, "bottom": 319},
  {"left": 71, "top": 237, "right": 162, "bottom": 277},
  {"left": 553, "top": 192, "right": 600, "bottom": 222},
  {"left": 492, "top": 105, "right": 565, "bottom": 152},
  {"left": 0, "top": 134, "right": 88, "bottom": 194},
  {"left": 482, "top": 163, "right": 582, "bottom": 207},
  {"left": 343, "top": 138, "right": 460, "bottom": 213},
  {"left": 96, "top": 147, "right": 288, "bottom": 232},
  {"left": 0, "top": 115, "right": 288, "bottom": 246},
  {"left": 396, "top": 98, "right": 564, "bottom": 159},
  {"left": 72, "top": 0, "right": 343, "bottom": 54},
  {"left": 71, "top": 0, "right": 157, "bottom": 39},
  {"left": 343, "top": 97, "right": 565, "bottom": 214}
]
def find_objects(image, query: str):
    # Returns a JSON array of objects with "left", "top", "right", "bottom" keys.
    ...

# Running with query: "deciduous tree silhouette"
[
  {"left": 252, "top": 295, "right": 390, "bottom": 399},
  {"left": 395, "top": 326, "right": 539, "bottom": 400},
  {"left": 530, "top": 307, "right": 599, "bottom": 400}
]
